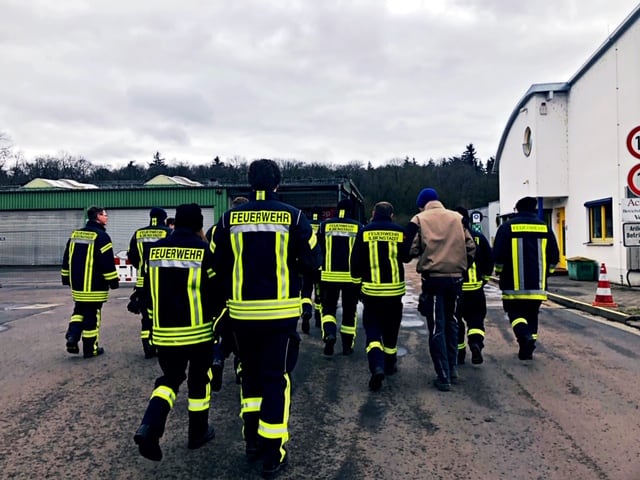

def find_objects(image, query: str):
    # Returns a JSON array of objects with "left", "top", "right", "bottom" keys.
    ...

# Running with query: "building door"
[{"left": 556, "top": 207, "right": 566, "bottom": 270}]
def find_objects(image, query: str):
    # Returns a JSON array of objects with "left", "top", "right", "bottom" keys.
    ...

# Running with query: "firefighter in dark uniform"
[
  {"left": 126, "top": 207, "right": 172, "bottom": 358},
  {"left": 210, "top": 159, "right": 321, "bottom": 479},
  {"left": 317, "top": 198, "right": 363, "bottom": 356},
  {"left": 133, "top": 204, "right": 218, "bottom": 461},
  {"left": 453, "top": 207, "right": 494, "bottom": 366},
  {"left": 300, "top": 209, "right": 322, "bottom": 334},
  {"left": 493, "top": 196, "right": 560, "bottom": 360},
  {"left": 350, "top": 201, "right": 408, "bottom": 391},
  {"left": 61, "top": 206, "right": 119, "bottom": 358}
]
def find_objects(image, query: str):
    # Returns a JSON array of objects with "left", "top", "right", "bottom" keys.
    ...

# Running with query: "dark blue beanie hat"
[
  {"left": 416, "top": 188, "right": 438, "bottom": 208},
  {"left": 149, "top": 207, "right": 167, "bottom": 221}
]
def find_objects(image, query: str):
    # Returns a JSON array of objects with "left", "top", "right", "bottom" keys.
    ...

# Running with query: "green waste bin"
[{"left": 566, "top": 257, "right": 597, "bottom": 281}]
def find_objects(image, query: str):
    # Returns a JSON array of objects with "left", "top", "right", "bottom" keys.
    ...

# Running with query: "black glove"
[
  {"left": 301, "top": 303, "right": 312, "bottom": 321},
  {"left": 109, "top": 279, "right": 120, "bottom": 290},
  {"left": 127, "top": 291, "right": 141, "bottom": 314},
  {"left": 61, "top": 276, "right": 70, "bottom": 286}
]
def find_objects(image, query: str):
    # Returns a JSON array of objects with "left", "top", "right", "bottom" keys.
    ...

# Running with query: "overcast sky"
[{"left": 1, "top": 0, "right": 638, "bottom": 169}]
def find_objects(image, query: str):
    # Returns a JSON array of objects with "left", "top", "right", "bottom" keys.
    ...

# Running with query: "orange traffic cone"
[{"left": 592, "top": 263, "right": 618, "bottom": 308}]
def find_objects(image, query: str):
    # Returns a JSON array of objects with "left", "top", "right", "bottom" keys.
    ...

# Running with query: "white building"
[{"left": 494, "top": 5, "right": 640, "bottom": 286}]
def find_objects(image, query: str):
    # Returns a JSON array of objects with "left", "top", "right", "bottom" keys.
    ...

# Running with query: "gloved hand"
[
  {"left": 127, "top": 291, "right": 140, "bottom": 314},
  {"left": 301, "top": 303, "right": 313, "bottom": 322},
  {"left": 109, "top": 279, "right": 120, "bottom": 290},
  {"left": 61, "top": 276, "right": 70, "bottom": 286}
]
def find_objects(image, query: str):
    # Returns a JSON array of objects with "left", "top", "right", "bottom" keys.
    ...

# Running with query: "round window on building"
[{"left": 522, "top": 127, "right": 532, "bottom": 157}]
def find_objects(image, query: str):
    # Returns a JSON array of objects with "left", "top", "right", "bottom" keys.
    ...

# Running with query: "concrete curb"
[{"left": 546, "top": 292, "right": 630, "bottom": 325}]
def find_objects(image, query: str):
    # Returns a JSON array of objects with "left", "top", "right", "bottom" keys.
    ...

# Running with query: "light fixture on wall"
[{"left": 540, "top": 102, "right": 547, "bottom": 115}]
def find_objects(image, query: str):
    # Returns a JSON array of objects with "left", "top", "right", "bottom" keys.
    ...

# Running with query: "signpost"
[{"left": 623, "top": 223, "right": 640, "bottom": 247}]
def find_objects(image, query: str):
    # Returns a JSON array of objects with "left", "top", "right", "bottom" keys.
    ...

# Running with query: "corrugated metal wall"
[
  {"left": 0, "top": 207, "right": 218, "bottom": 266},
  {"left": 0, "top": 210, "right": 84, "bottom": 266}
]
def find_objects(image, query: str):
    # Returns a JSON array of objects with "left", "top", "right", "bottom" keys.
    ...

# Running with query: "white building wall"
[
  {"left": 534, "top": 95, "right": 569, "bottom": 197},
  {"left": 498, "top": 99, "right": 539, "bottom": 213},
  {"left": 565, "top": 19, "right": 640, "bottom": 282},
  {"left": 497, "top": 8, "right": 640, "bottom": 284}
]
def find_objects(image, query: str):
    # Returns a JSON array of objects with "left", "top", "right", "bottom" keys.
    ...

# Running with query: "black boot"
[
  {"left": 341, "top": 333, "right": 354, "bottom": 356},
  {"left": 134, "top": 424, "right": 163, "bottom": 461},
  {"left": 65, "top": 333, "right": 80, "bottom": 354},
  {"left": 83, "top": 337, "right": 104, "bottom": 358},
  {"left": 243, "top": 412, "right": 261, "bottom": 462},
  {"left": 384, "top": 355, "right": 397, "bottom": 375},
  {"left": 187, "top": 411, "right": 215, "bottom": 449},
  {"left": 142, "top": 339, "right": 156, "bottom": 359}
]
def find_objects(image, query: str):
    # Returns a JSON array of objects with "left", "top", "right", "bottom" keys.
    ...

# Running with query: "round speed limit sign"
[
  {"left": 628, "top": 164, "right": 640, "bottom": 196},
  {"left": 626, "top": 126, "right": 640, "bottom": 159}
]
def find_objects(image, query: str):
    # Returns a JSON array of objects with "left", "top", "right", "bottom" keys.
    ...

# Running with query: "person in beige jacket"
[{"left": 405, "top": 188, "right": 475, "bottom": 391}]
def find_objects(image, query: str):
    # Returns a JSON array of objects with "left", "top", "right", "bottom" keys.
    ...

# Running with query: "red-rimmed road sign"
[
  {"left": 626, "top": 126, "right": 640, "bottom": 159},
  {"left": 628, "top": 164, "right": 640, "bottom": 196}
]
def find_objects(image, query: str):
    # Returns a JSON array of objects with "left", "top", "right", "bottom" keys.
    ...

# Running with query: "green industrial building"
[{"left": 0, "top": 177, "right": 364, "bottom": 266}]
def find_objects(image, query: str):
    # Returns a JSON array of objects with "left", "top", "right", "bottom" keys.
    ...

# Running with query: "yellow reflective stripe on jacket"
[
  {"left": 103, "top": 271, "right": 118, "bottom": 281},
  {"left": 99, "top": 243, "right": 113, "bottom": 254},
  {"left": 502, "top": 292, "right": 548, "bottom": 300},
  {"left": 361, "top": 281, "right": 406, "bottom": 297},
  {"left": 152, "top": 323, "right": 214, "bottom": 346},
  {"left": 71, "top": 290, "right": 109, "bottom": 302},
  {"left": 462, "top": 263, "right": 483, "bottom": 291},
  {"left": 227, "top": 298, "right": 301, "bottom": 320},
  {"left": 321, "top": 271, "right": 359, "bottom": 283}
]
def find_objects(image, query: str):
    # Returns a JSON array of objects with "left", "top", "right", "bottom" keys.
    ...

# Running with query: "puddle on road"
[{"left": 1, "top": 303, "right": 61, "bottom": 311}]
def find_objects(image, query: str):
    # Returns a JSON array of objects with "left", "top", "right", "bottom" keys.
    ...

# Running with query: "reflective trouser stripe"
[
  {"left": 458, "top": 342, "right": 466, "bottom": 350},
  {"left": 366, "top": 340, "right": 383, "bottom": 354},
  {"left": 241, "top": 397, "right": 262, "bottom": 415},
  {"left": 383, "top": 345, "right": 397, "bottom": 355},
  {"left": 511, "top": 318, "right": 528, "bottom": 328},
  {"left": 151, "top": 385, "right": 177, "bottom": 409},
  {"left": 532, "top": 333, "right": 538, "bottom": 340},
  {"left": 321, "top": 314, "right": 336, "bottom": 338},
  {"left": 340, "top": 324, "right": 356, "bottom": 335},
  {"left": 188, "top": 396, "right": 210, "bottom": 412},
  {"left": 468, "top": 328, "right": 485, "bottom": 337}
]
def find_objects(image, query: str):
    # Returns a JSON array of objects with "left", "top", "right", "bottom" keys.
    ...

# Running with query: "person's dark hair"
[
  {"left": 231, "top": 196, "right": 249, "bottom": 208},
  {"left": 174, "top": 203, "right": 204, "bottom": 232},
  {"left": 373, "top": 201, "right": 394, "bottom": 219},
  {"left": 87, "top": 206, "right": 105, "bottom": 221},
  {"left": 149, "top": 207, "right": 167, "bottom": 222},
  {"left": 453, "top": 206, "right": 470, "bottom": 228},
  {"left": 515, "top": 196, "right": 537, "bottom": 213},
  {"left": 248, "top": 159, "right": 281, "bottom": 190},
  {"left": 165, "top": 217, "right": 175, "bottom": 227}
]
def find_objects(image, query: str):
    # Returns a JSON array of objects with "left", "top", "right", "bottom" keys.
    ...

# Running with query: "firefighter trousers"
[
  {"left": 456, "top": 287, "right": 487, "bottom": 351},
  {"left": 320, "top": 281, "right": 360, "bottom": 349},
  {"left": 362, "top": 295, "right": 403, "bottom": 374},
  {"left": 66, "top": 301, "right": 103, "bottom": 357},
  {"left": 139, "top": 341, "right": 214, "bottom": 441},
  {"left": 234, "top": 323, "right": 300, "bottom": 465}
]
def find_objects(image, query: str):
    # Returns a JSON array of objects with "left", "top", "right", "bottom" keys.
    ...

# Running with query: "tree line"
[{"left": 0, "top": 137, "right": 498, "bottom": 224}]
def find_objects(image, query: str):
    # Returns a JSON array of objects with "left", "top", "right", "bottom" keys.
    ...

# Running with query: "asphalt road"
[{"left": 0, "top": 268, "right": 639, "bottom": 480}]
